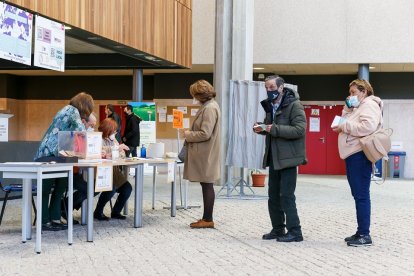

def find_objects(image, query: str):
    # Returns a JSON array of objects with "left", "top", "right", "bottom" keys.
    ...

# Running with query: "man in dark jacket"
[
  {"left": 254, "top": 75, "right": 307, "bottom": 242},
  {"left": 122, "top": 105, "right": 142, "bottom": 157}
]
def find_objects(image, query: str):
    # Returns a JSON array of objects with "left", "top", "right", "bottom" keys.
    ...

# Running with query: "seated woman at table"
[
  {"left": 93, "top": 118, "right": 132, "bottom": 221},
  {"left": 35, "top": 92, "right": 94, "bottom": 231}
]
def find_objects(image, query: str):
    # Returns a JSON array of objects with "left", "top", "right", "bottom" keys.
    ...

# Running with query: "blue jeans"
[{"left": 345, "top": 151, "right": 372, "bottom": 235}]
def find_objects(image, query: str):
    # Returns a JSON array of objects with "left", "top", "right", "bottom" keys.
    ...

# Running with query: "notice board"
[{"left": 154, "top": 99, "right": 198, "bottom": 139}]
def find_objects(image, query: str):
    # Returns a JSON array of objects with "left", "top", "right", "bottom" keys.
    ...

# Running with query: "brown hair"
[
  {"left": 69, "top": 92, "right": 94, "bottom": 120},
  {"left": 189, "top": 80, "right": 216, "bottom": 103},
  {"left": 98, "top": 118, "right": 118, "bottom": 138},
  {"left": 349, "top": 79, "right": 374, "bottom": 96}
]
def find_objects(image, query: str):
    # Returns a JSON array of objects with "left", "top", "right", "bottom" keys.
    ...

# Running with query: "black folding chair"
[{"left": 0, "top": 181, "right": 37, "bottom": 226}]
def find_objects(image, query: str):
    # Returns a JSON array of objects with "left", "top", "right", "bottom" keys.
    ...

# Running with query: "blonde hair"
[
  {"left": 189, "top": 80, "right": 216, "bottom": 103},
  {"left": 349, "top": 79, "right": 374, "bottom": 96}
]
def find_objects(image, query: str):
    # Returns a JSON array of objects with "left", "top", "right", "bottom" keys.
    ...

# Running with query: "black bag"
[{"left": 178, "top": 141, "right": 187, "bottom": 162}]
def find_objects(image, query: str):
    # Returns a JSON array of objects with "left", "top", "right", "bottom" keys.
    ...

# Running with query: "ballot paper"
[{"left": 331, "top": 115, "right": 346, "bottom": 128}]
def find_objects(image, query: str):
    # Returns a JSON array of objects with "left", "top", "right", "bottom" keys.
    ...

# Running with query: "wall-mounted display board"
[
  {"left": 154, "top": 99, "right": 198, "bottom": 139},
  {"left": 34, "top": 15, "right": 65, "bottom": 72},
  {"left": 0, "top": 3, "right": 33, "bottom": 65}
]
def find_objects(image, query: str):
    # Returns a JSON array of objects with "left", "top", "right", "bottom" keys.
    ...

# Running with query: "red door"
[
  {"left": 99, "top": 105, "right": 127, "bottom": 137},
  {"left": 299, "top": 105, "right": 346, "bottom": 175}
]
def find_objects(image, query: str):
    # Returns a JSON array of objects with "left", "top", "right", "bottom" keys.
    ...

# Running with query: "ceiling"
[{"left": 1, "top": 29, "right": 414, "bottom": 76}]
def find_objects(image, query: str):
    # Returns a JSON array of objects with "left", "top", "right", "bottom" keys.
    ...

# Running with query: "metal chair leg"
[
  {"left": 32, "top": 195, "right": 37, "bottom": 226},
  {"left": 0, "top": 192, "right": 10, "bottom": 226}
]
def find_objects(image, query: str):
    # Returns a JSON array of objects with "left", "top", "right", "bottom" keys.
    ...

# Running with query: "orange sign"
[{"left": 172, "top": 109, "right": 183, "bottom": 129}]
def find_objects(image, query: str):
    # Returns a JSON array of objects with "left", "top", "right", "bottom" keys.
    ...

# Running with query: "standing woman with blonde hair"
[
  {"left": 332, "top": 79, "right": 383, "bottom": 246},
  {"left": 182, "top": 80, "right": 221, "bottom": 229}
]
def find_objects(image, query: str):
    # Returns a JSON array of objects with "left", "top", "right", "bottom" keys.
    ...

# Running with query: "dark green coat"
[{"left": 260, "top": 88, "right": 307, "bottom": 170}]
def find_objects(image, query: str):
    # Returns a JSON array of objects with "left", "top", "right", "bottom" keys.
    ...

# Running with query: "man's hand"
[{"left": 253, "top": 123, "right": 271, "bottom": 133}]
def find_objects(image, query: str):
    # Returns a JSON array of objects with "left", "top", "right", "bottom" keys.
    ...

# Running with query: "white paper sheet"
[
  {"left": 177, "top": 106, "right": 187, "bottom": 114},
  {"left": 190, "top": 108, "right": 199, "bottom": 116},
  {"left": 95, "top": 165, "right": 113, "bottom": 192},
  {"left": 309, "top": 117, "right": 320, "bottom": 132},
  {"left": 183, "top": 118, "right": 190, "bottom": 129},
  {"left": 159, "top": 113, "right": 166, "bottom": 122}
]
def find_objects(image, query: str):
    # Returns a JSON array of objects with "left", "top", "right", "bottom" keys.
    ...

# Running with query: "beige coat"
[
  {"left": 338, "top": 95, "right": 383, "bottom": 159},
  {"left": 183, "top": 99, "right": 221, "bottom": 182}
]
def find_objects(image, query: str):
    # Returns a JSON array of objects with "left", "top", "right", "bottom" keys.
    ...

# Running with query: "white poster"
[
  {"left": 183, "top": 118, "right": 190, "bottom": 129},
  {"left": 0, "top": 118, "right": 8, "bottom": 142},
  {"left": 190, "top": 108, "right": 199, "bottom": 116},
  {"left": 0, "top": 3, "right": 33, "bottom": 65},
  {"left": 158, "top": 113, "right": 166, "bottom": 122},
  {"left": 309, "top": 117, "right": 320, "bottom": 132},
  {"left": 95, "top": 165, "right": 113, "bottom": 192},
  {"left": 167, "top": 115, "right": 173, "bottom": 122},
  {"left": 34, "top": 15, "right": 65, "bottom": 72},
  {"left": 177, "top": 106, "right": 187, "bottom": 114},
  {"left": 157, "top": 106, "right": 167, "bottom": 113},
  {"left": 167, "top": 162, "right": 174, "bottom": 183}
]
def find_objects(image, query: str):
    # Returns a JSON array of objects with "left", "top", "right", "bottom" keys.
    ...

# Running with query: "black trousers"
[
  {"left": 268, "top": 156, "right": 302, "bottom": 234},
  {"left": 95, "top": 182, "right": 132, "bottom": 215}
]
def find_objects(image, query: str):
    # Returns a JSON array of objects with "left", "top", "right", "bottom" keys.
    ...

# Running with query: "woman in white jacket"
[{"left": 333, "top": 79, "right": 383, "bottom": 247}]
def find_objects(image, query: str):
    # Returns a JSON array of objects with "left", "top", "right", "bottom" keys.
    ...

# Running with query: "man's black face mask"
[{"left": 267, "top": 90, "right": 280, "bottom": 101}]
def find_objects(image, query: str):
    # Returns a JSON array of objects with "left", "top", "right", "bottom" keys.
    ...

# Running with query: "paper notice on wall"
[
  {"left": 157, "top": 106, "right": 167, "bottom": 113},
  {"left": 167, "top": 115, "right": 173, "bottom": 123},
  {"left": 309, "top": 117, "right": 320, "bottom": 132},
  {"left": 183, "top": 118, "right": 190, "bottom": 129},
  {"left": 173, "top": 109, "right": 184, "bottom": 129},
  {"left": 158, "top": 113, "right": 166, "bottom": 122},
  {"left": 0, "top": 118, "right": 8, "bottom": 142},
  {"left": 95, "top": 165, "right": 113, "bottom": 192},
  {"left": 177, "top": 106, "right": 187, "bottom": 114},
  {"left": 191, "top": 108, "right": 199, "bottom": 116}
]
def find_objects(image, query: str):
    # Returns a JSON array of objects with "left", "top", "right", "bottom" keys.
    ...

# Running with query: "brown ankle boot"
[{"left": 190, "top": 219, "right": 214, "bottom": 229}]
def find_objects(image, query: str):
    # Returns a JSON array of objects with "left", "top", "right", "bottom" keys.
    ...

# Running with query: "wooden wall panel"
[
  {"left": 8, "top": 0, "right": 192, "bottom": 68},
  {"left": 1, "top": 98, "right": 130, "bottom": 141}
]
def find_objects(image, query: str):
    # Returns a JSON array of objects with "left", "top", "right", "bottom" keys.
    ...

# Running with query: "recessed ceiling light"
[
  {"left": 145, "top": 56, "right": 156, "bottom": 60},
  {"left": 64, "top": 26, "right": 71, "bottom": 30},
  {"left": 369, "top": 66, "right": 376, "bottom": 69},
  {"left": 253, "top": 67, "right": 265, "bottom": 70}
]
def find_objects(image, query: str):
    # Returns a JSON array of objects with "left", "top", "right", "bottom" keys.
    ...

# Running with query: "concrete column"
[
  {"left": 358, "top": 64, "right": 369, "bottom": 81},
  {"left": 214, "top": 0, "right": 233, "bottom": 186},
  {"left": 132, "top": 69, "right": 143, "bottom": 102},
  {"left": 231, "top": 0, "right": 254, "bottom": 80}
]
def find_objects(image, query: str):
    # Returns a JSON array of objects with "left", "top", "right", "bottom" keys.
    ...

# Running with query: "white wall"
[
  {"left": 383, "top": 100, "right": 414, "bottom": 178},
  {"left": 192, "top": 0, "right": 215, "bottom": 64},
  {"left": 192, "top": 0, "right": 414, "bottom": 64}
]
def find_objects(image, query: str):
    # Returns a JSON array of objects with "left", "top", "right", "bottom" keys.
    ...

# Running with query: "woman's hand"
[
  {"left": 118, "top": 144, "right": 130, "bottom": 152},
  {"left": 332, "top": 126, "right": 341, "bottom": 133},
  {"left": 178, "top": 128, "right": 187, "bottom": 138}
]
